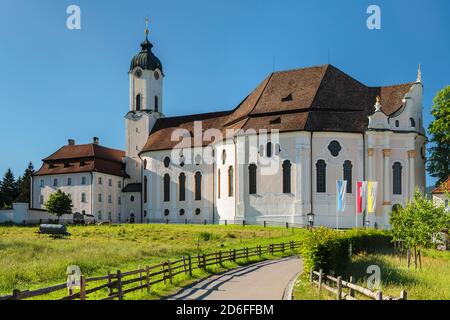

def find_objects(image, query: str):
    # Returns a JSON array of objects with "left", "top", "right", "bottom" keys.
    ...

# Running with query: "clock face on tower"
[{"left": 134, "top": 69, "right": 142, "bottom": 78}]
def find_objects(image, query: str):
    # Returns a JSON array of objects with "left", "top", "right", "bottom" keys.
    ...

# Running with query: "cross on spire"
[
  {"left": 145, "top": 17, "right": 150, "bottom": 39},
  {"left": 416, "top": 64, "right": 422, "bottom": 83}
]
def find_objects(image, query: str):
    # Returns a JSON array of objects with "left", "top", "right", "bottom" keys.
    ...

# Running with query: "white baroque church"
[{"left": 30, "top": 28, "right": 426, "bottom": 229}]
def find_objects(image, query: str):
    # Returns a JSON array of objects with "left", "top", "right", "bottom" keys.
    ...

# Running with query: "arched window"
[
  {"left": 154, "top": 96, "right": 159, "bottom": 112},
  {"left": 282, "top": 160, "right": 292, "bottom": 194},
  {"left": 81, "top": 193, "right": 86, "bottom": 203},
  {"left": 222, "top": 150, "right": 227, "bottom": 165},
  {"left": 136, "top": 94, "right": 141, "bottom": 111},
  {"left": 393, "top": 162, "right": 403, "bottom": 195},
  {"left": 249, "top": 164, "right": 257, "bottom": 195},
  {"left": 144, "top": 176, "right": 148, "bottom": 204},
  {"left": 395, "top": 120, "right": 400, "bottom": 128},
  {"left": 316, "top": 160, "right": 327, "bottom": 193},
  {"left": 179, "top": 173, "right": 186, "bottom": 201},
  {"left": 267, "top": 142, "right": 273, "bottom": 158},
  {"left": 343, "top": 160, "right": 353, "bottom": 193},
  {"left": 194, "top": 172, "right": 202, "bottom": 201},
  {"left": 228, "top": 166, "right": 234, "bottom": 197},
  {"left": 163, "top": 174, "right": 170, "bottom": 202},
  {"left": 410, "top": 117, "right": 416, "bottom": 128},
  {"left": 218, "top": 169, "right": 221, "bottom": 199}
]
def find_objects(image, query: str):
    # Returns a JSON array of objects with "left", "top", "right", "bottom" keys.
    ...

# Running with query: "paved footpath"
[{"left": 168, "top": 256, "right": 303, "bottom": 300}]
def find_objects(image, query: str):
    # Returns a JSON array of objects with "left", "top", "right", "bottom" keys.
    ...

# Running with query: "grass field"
[
  {"left": 0, "top": 224, "right": 305, "bottom": 299},
  {"left": 293, "top": 248, "right": 450, "bottom": 300}
]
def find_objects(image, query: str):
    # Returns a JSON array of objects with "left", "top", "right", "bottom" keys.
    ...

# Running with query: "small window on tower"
[
  {"left": 136, "top": 94, "right": 141, "bottom": 111},
  {"left": 155, "top": 96, "right": 159, "bottom": 112}
]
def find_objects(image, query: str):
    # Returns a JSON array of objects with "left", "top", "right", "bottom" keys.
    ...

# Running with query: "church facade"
[{"left": 31, "top": 30, "right": 426, "bottom": 229}]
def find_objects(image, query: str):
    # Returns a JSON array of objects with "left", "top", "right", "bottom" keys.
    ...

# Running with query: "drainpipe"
[
  {"left": 310, "top": 132, "right": 314, "bottom": 215},
  {"left": 90, "top": 172, "right": 93, "bottom": 216}
]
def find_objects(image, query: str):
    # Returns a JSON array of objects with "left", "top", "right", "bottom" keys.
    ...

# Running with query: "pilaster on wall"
[
  {"left": 382, "top": 149, "right": 392, "bottom": 228},
  {"left": 236, "top": 136, "right": 246, "bottom": 219},
  {"left": 408, "top": 150, "right": 416, "bottom": 200}
]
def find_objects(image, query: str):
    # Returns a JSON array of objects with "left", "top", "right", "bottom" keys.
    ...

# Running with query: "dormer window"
[
  {"left": 395, "top": 120, "right": 400, "bottom": 128},
  {"left": 282, "top": 93, "right": 293, "bottom": 102},
  {"left": 136, "top": 94, "right": 142, "bottom": 111}
]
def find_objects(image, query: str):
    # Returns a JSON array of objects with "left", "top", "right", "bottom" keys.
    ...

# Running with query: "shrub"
[{"left": 300, "top": 227, "right": 391, "bottom": 273}]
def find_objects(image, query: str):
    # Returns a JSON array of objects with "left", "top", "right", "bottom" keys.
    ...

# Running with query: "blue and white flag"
[{"left": 336, "top": 180, "right": 347, "bottom": 212}]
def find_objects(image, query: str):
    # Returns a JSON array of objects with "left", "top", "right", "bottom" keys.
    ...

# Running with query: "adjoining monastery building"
[{"left": 31, "top": 29, "right": 426, "bottom": 229}]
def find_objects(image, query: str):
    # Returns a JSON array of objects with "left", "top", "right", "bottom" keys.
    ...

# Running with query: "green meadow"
[{"left": 0, "top": 224, "right": 305, "bottom": 299}]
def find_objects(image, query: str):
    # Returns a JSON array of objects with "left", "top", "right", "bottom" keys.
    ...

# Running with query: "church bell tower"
[{"left": 125, "top": 19, "right": 164, "bottom": 183}]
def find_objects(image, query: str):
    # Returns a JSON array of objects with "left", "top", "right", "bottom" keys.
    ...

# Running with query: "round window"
[
  {"left": 164, "top": 209, "right": 170, "bottom": 216},
  {"left": 163, "top": 157, "right": 170, "bottom": 168},
  {"left": 154, "top": 71, "right": 160, "bottom": 80},
  {"left": 130, "top": 196, "right": 135, "bottom": 202},
  {"left": 195, "top": 208, "right": 201, "bottom": 215},
  {"left": 179, "top": 209, "right": 185, "bottom": 216},
  {"left": 328, "top": 141, "right": 342, "bottom": 157}
]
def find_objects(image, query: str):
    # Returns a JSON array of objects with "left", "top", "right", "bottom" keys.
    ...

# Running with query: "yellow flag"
[{"left": 367, "top": 181, "right": 378, "bottom": 214}]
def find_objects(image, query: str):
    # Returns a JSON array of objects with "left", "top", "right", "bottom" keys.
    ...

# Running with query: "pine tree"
[
  {"left": 16, "top": 162, "right": 34, "bottom": 203},
  {"left": 0, "top": 169, "right": 18, "bottom": 207}
]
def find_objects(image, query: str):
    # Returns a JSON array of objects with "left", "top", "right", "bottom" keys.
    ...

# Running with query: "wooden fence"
[
  {"left": 310, "top": 269, "right": 407, "bottom": 301},
  {"left": 0, "top": 241, "right": 301, "bottom": 301}
]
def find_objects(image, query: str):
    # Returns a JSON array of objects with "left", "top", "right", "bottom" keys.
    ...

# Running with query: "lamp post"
[{"left": 307, "top": 212, "right": 315, "bottom": 230}]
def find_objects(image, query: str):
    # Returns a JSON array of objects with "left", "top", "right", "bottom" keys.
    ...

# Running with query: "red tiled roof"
[
  {"left": 141, "top": 64, "right": 415, "bottom": 152},
  {"left": 433, "top": 177, "right": 450, "bottom": 194},
  {"left": 34, "top": 144, "right": 127, "bottom": 177}
]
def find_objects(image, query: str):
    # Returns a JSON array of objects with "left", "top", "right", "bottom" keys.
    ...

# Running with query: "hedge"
[{"left": 300, "top": 227, "right": 392, "bottom": 274}]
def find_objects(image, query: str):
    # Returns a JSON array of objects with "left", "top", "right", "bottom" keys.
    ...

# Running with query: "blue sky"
[{"left": 0, "top": 0, "right": 448, "bottom": 186}]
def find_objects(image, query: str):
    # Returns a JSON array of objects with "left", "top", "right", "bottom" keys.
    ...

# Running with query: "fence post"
[
  {"left": 400, "top": 290, "right": 407, "bottom": 300},
  {"left": 225, "top": 219, "right": 227, "bottom": 226},
  {"left": 242, "top": 220, "right": 246, "bottom": 227},
  {"left": 309, "top": 269, "right": 314, "bottom": 283},
  {"left": 233, "top": 249, "right": 236, "bottom": 262},
  {"left": 117, "top": 270, "right": 123, "bottom": 300},
  {"left": 12, "top": 289, "right": 20, "bottom": 300},
  {"left": 349, "top": 276, "right": 355, "bottom": 298},
  {"left": 203, "top": 254, "right": 206, "bottom": 270},
  {"left": 281, "top": 243, "right": 285, "bottom": 253},
  {"left": 107, "top": 271, "right": 113, "bottom": 297},
  {"left": 167, "top": 261, "right": 173, "bottom": 284},
  {"left": 336, "top": 276, "right": 342, "bottom": 300},
  {"left": 376, "top": 291, "right": 383, "bottom": 300},
  {"left": 182, "top": 256, "right": 187, "bottom": 274},
  {"left": 138, "top": 266, "right": 143, "bottom": 292},
  {"left": 219, "top": 251, "right": 222, "bottom": 266},
  {"left": 204, "top": 219, "right": 207, "bottom": 225},
  {"left": 185, "top": 219, "right": 187, "bottom": 225},
  {"left": 188, "top": 255, "right": 193, "bottom": 277},
  {"left": 146, "top": 266, "right": 150, "bottom": 293},
  {"left": 264, "top": 221, "right": 266, "bottom": 228},
  {"left": 258, "top": 245, "right": 262, "bottom": 257},
  {"left": 318, "top": 269, "right": 323, "bottom": 295},
  {"left": 286, "top": 222, "right": 289, "bottom": 229},
  {"left": 79, "top": 275, "right": 86, "bottom": 300}
]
